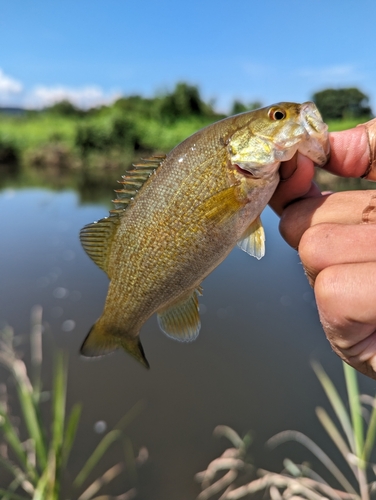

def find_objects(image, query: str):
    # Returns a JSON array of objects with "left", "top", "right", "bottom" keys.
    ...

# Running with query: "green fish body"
[{"left": 80, "top": 102, "right": 330, "bottom": 367}]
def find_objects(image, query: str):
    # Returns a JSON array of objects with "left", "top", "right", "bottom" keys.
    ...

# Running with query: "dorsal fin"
[
  {"left": 110, "top": 155, "right": 166, "bottom": 217},
  {"left": 79, "top": 217, "right": 120, "bottom": 276},
  {"left": 80, "top": 156, "right": 166, "bottom": 274}
]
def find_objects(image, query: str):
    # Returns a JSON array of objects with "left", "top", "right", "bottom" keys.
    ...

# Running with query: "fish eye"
[{"left": 268, "top": 108, "right": 286, "bottom": 121}]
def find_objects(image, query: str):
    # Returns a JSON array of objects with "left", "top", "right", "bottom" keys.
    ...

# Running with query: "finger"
[
  {"left": 299, "top": 223, "right": 376, "bottom": 285},
  {"left": 315, "top": 262, "right": 376, "bottom": 379},
  {"left": 280, "top": 190, "right": 376, "bottom": 248},
  {"left": 323, "top": 127, "right": 370, "bottom": 177},
  {"left": 270, "top": 152, "right": 321, "bottom": 216}
]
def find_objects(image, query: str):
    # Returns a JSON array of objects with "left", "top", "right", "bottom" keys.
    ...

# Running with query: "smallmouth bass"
[{"left": 80, "top": 102, "right": 329, "bottom": 368}]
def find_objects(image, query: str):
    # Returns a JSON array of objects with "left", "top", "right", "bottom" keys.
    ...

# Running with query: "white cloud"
[
  {"left": 0, "top": 69, "right": 121, "bottom": 109},
  {"left": 0, "top": 69, "right": 23, "bottom": 98},
  {"left": 25, "top": 85, "right": 121, "bottom": 109}
]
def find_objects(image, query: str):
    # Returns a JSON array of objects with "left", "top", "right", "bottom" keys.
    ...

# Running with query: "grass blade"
[
  {"left": 33, "top": 452, "right": 56, "bottom": 500},
  {"left": 77, "top": 463, "right": 124, "bottom": 500},
  {"left": 312, "top": 361, "right": 355, "bottom": 453},
  {"left": 61, "top": 403, "right": 82, "bottom": 468},
  {"left": 73, "top": 429, "right": 122, "bottom": 488},
  {"left": 0, "top": 455, "right": 35, "bottom": 494},
  {"left": 30, "top": 305, "right": 43, "bottom": 400},
  {"left": 268, "top": 430, "right": 358, "bottom": 495},
  {"left": 12, "top": 359, "right": 47, "bottom": 469},
  {"left": 362, "top": 398, "right": 376, "bottom": 463},
  {"left": 50, "top": 352, "right": 68, "bottom": 495},
  {"left": 113, "top": 399, "right": 146, "bottom": 431},
  {"left": 315, "top": 407, "right": 355, "bottom": 474},
  {"left": 74, "top": 400, "right": 146, "bottom": 488},
  {"left": 0, "top": 405, "right": 38, "bottom": 481},
  {"left": 343, "top": 363, "right": 364, "bottom": 461},
  {"left": 0, "top": 489, "right": 29, "bottom": 500},
  {"left": 123, "top": 436, "right": 137, "bottom": 485}
]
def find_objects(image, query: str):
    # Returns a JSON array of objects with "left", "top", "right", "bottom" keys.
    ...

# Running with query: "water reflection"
[{"left": 1, "top": 187, "right": 375, "bottom": 499}]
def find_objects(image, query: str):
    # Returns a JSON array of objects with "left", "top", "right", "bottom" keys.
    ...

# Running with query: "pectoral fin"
[
  {"left": 237, "top": 216, "right": 265, "bottom": 260},
  {"left": 157, "top": 288, "right": 202, "bottom": 342},
  {"left": 194, "top": 186, "right": 246, "bottom": 226},
  {"left": 80, "top": 318, "right": 149, "bottom": 369}
]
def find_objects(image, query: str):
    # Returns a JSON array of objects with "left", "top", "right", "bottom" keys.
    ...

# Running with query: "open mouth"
[{"left": 233, "top": 163, "right": 258, "bottom": 178}]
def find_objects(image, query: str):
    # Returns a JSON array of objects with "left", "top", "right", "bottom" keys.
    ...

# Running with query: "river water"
[{"left": 0, "top": 186, "right": 374, "bottom": 499}]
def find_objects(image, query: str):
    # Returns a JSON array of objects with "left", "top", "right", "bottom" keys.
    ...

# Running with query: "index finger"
[{"left": 324, "top": 126, "right": 370, "bottom": 177}]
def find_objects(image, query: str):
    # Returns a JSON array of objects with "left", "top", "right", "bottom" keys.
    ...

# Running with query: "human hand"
[{"left": 269, "top": 119, "right": 376, "bottom": 379}]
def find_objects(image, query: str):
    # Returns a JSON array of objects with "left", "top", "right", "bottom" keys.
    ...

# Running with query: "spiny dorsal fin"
[
  {"left": 79, "top": 217, "right": 120, "bottom": 276},
  {"left": 110, "top": 155, "right": 166, "bottom": 217},
  {"left": 80, "top": 156, "right": 166, "bottom": 273}
]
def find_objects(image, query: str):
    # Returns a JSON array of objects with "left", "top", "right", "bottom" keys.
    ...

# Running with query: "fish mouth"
[
  {"left": 299, "top": 101, "right": 330, "bottom": 166},
  {"left": 234, "top": 163, "right": 260, "bottom": 178},
  {"left": 301, "top": 102, "right": 327, "bottom": 135},
  {"left": 233, "top": 160, "right": 279, "bottom": 179}
]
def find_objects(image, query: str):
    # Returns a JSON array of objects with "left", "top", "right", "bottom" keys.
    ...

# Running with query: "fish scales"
[{"left": 80, "top": 102, "right": 330, "bottom": 367}]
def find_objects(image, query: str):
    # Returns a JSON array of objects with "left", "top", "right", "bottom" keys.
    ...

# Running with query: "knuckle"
[{"left": 299, "top": 223, "right": 336, "bottom": 272}]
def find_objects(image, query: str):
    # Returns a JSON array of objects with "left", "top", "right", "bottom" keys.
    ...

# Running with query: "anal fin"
[
  {"left": 157, "top": 288, "right": 202, "bottom": 342},
  {"left": 237, "top": 216, "right": 265, "bottom": 260}
]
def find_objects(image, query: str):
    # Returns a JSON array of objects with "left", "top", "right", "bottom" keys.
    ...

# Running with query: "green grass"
[
  {"left": 327, "top": 118, "right": 367, "bottom": 132},
  {"left": 0, "top": 110, "right": 372, "bottom": 197},
  {"left": 0, "top": 114, "right": 78, "bottom": 151},
  {"left": 0, "top": 306, "right": 146, "bottom": 499}
]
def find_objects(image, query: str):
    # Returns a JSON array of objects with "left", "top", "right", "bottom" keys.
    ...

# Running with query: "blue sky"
[{"left": 1, "top": 0, "right": 376, "bottom": 112}]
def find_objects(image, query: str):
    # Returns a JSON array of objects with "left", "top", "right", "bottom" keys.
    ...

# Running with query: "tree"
[
  {"left": 230, "top": 100, "right": 263, "bottom": 115},
  {"left": 312, "top": 88, "right": 372, "bottom": 121},
  {"left": 44, "top": 99, "right": 84, "bottom": 117},
  {"left": 159, "top": 82, "right": 214, "bottom": 121}
]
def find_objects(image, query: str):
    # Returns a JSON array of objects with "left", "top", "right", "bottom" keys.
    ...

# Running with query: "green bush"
[{"left": 0, "top": 134, "right": 19, "bottom": 165}]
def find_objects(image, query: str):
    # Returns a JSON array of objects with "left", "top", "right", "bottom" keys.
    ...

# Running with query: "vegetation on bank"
[
  {"left": 0, "top": 84, "right": 373, "bottom": 195},
  {"left": 0, "top": 307, "right": 147, "bottom": 499}
]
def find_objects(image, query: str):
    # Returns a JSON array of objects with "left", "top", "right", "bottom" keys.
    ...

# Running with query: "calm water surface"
[{"left": 1, "top": 187, "right": 374, "bottom": 499}]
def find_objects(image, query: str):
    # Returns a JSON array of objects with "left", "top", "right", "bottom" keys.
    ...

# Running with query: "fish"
[{"left": 80, "top": 102, "right": 330, "bottom": 368}]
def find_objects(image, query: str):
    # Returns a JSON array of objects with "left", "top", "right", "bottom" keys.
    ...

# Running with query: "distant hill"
[{"left": 0, "top": 107, "right": 27, "bottom": 115}]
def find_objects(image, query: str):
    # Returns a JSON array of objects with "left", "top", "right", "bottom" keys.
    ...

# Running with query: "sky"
[{"left": 1, "top": 0, "right": 376, "bottom": 113}]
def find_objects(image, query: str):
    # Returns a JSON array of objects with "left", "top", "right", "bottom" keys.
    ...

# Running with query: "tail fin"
[{"left": 80, "top": 318, "right": 150, "bottom": 369}]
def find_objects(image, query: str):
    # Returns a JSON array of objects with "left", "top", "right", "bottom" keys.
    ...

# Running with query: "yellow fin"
[
  {"left": 237, "top": 216, "right": 265, "bottom": 260},
  {"left": 157, "top": 289, "right": 202, "bottom": 342},
  {"left": 79, "top": 217, "right": 119, "bottom": 276},
  {"left": 80, "top": 319, "right": 149, "bottom": 369},
  {"left": 193, "top": 186, "right": 245, "bottom": 226}
]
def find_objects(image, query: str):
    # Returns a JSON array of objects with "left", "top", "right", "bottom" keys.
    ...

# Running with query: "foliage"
[
  {"left": 75, "top": 115, "right": 142, "bottom": 157},
  {"left": 0, "top": 133, "right": 19, "bottom": 165},
  {"left": 158, "top": 82, "right": 216, "bottom": 122},
  {"left": 196, "top": 362, "right": 376, "bottom": 499},
  {"left": 0, "top": 82, "right": 374, "bottom": 194},
  {"left": 313, "top": 88, "right": 372, "bottom": 121},
  {"left": 43, "top": 100, "right": 84, "bottom": 117},
  {"left": 0, "top": 306, "right": 147, "bottom": 499},
  {"left": 230, "top": 101, "right": 262, "bottom": 115}
]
